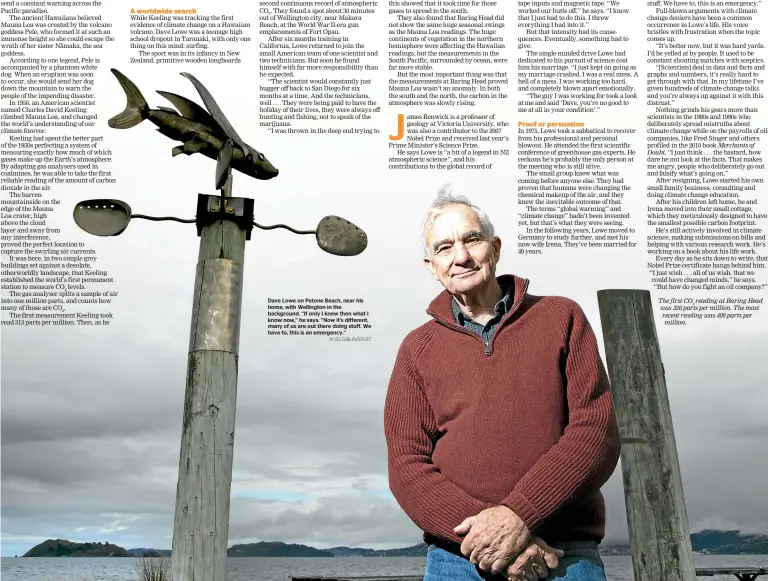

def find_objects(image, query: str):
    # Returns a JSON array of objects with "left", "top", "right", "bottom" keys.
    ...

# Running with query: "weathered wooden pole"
[
  {"left": 596, "top": 289, "right": 696, "bottom": 581},
  {"left": 171, "top": 169, "right": 243, "bottom": 581}
]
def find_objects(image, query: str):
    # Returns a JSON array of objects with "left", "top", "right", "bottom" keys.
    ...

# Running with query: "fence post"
[{"left": 596, "top": 289, "right": 696, "bottom": 581}]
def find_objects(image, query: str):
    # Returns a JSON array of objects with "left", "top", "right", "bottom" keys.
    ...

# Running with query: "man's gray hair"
[{"left": 420, "top": 184, "right": 495, "bottom": 257}]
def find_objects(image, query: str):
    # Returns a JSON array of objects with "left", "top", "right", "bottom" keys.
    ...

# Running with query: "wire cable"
[
  {"left": 253, "top": 222, "right": 315, "bottom": 235},
  {"left": 132, "top": 214, "right": 196, "bottom": 223}
]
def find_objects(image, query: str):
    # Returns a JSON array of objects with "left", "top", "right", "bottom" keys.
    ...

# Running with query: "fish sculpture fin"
[
  {"left": 156, "top": 91, "right": 222, "bottom": 132},
  {"left": 183, "top": 138, "right": 207, "bottom": 153},
  {"left": 157, "top": 106, "right": 180, "bottom": 115},
  {"left": 215, "top": 138, "right": 234, "bottom": 190},
  {"left": 172, "top": 138, "right": 207, "bottom": 157},
  {"left": 179, "top": 72, "right": 251, "bottom": 158},
  {"left": 108, "top": 69, "right": 149, "bottom": 129}
]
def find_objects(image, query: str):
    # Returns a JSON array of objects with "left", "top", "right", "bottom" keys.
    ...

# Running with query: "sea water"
[{"left": 1, "top": 555, "right": 766, "bottom": 581}]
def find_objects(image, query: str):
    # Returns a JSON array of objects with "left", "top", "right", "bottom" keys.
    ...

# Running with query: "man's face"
[{"left": 423, "top": 204, "right": 501, "bottom": 295}]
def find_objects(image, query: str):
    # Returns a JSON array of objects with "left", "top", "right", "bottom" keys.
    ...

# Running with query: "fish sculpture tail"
[{"left": 108, "top": 68, "right": 149, "bottom": 129}]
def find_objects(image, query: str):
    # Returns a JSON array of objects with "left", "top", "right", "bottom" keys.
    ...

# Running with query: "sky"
[{"left": 2, "top": 1, "right": 768, "bottom": 559}]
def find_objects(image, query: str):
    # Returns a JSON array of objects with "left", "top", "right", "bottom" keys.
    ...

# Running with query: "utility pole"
[{"left": 170, "top": 167, "right": 243, "bottom": 581}]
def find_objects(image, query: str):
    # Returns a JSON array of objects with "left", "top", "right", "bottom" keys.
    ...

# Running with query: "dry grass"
[{"left": 134, "top": 555, "right": 171, "bottom": 581}]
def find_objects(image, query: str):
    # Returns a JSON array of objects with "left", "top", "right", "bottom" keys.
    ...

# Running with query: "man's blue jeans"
[{"left": 424, "top": 541, "right": 607, "bottom": 581}]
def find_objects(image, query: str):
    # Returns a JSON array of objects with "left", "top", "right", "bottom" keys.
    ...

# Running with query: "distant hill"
[
  {"left": 228, "top": 542, "right": 333, "bottom": 557},
  {"left": 600, "top": 530, "right": 768, "bottom": 556},
  {"left": 328, "top": 544, "right": 428, "bottom": 557},
  {"left": 23, "top": 539, "right": 130, "bottom": 557},
  {"left": 126, "top": 548, "right": 172, "bottom": 557},
  {"left": 598, "top": 543, "right": 631, "bottom": 556},
  {"left": 690, "top": 530, "right": 768, "bottom": 554}
]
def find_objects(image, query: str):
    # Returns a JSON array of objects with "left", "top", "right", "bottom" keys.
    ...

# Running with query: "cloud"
[{"left": 227, "top": 494, "right": 421, "bottom": 549}]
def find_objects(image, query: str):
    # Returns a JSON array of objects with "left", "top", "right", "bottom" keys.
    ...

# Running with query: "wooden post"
[
  {"left": 596, "top": 289, "right": 696, "bottom": 581},
  {"left": 171, "top": 171, "right": 244, "bottom": 581}
]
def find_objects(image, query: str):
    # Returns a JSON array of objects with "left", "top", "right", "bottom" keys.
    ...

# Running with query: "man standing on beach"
[{"left": 384, "top": 185, "right": 621, "bottom": 581}]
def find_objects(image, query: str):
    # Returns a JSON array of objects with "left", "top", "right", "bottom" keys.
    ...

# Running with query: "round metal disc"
[
  {"left": 73, "top": 199, "right": 132, "bottom": 236},
  {"left": 316, "top": 216, "right": 367, "bottom": 256}
]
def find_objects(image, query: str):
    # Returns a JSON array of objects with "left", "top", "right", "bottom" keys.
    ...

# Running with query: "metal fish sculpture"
[{"left": 107, "top": 68, "right": 278, "bottom": 182}]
